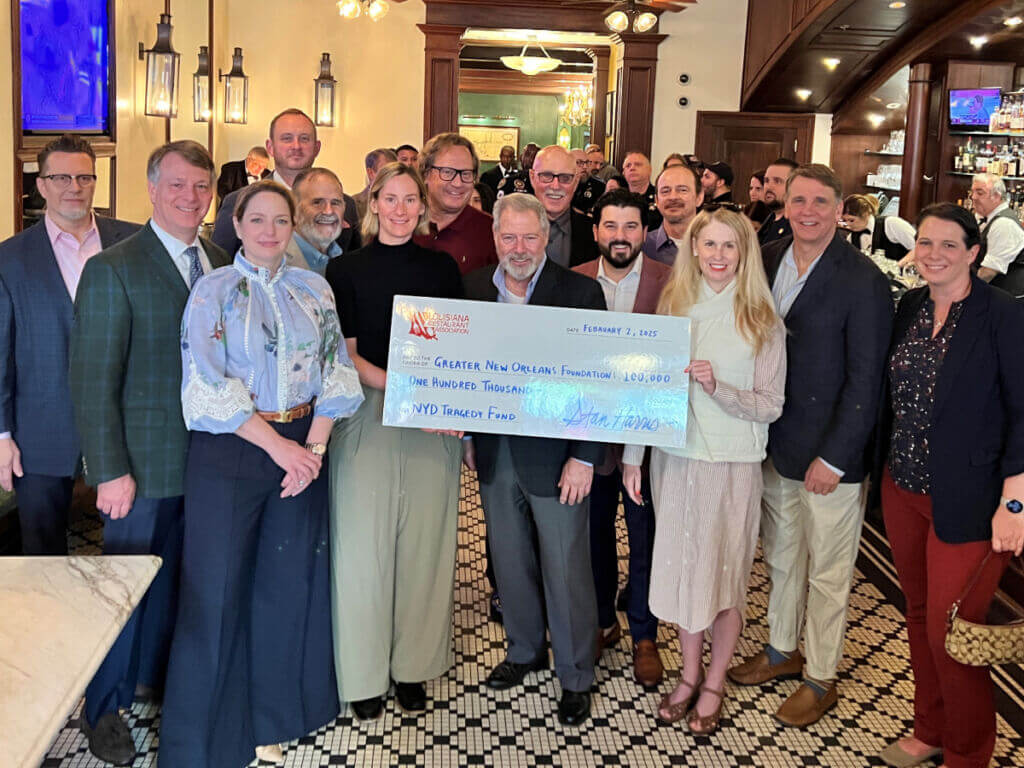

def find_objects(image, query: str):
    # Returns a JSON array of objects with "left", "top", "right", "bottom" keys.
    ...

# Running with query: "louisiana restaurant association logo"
[{"left": 406, "top": 307, "right": 470, "bottom": 340}]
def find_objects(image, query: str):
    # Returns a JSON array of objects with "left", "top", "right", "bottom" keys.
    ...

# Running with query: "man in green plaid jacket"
[{"left": 69, "top": 140, "right": 230, "bottom": 765}]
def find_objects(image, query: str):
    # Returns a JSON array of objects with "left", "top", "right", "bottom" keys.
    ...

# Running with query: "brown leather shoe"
[
  {"left": 595, "top": 622, "right": 622, "bottom": 661},
  {"left": 727, "top": 648, "right": 804, "bottom": 686},
  {"left": 774, "top": 681, "right": 838, "bottom": 727},
  {"left": 632, "top": 639, "right": 664, "bottom": 688}
]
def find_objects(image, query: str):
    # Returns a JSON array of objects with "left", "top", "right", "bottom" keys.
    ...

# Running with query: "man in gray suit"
[
  {"left": 0, "top": 134, "right": 138, "bottom": 554},
  {"left": 463, "top": 193, "right": 606, "bottom": 726}
]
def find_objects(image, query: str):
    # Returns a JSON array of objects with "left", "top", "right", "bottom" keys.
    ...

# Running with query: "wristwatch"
[
  {"left": 1001, "top": 497, "right": 1023, "bottom": 515},
  {"left": 305, "top": 442, "right": 327, "bottom": 456}
]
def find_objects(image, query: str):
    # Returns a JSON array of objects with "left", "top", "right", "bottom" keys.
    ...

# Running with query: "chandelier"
[
  {"left": 337, "top": 0, "right": 390, "bottom": 21},
  {"left": 500, "top": 41, "right": 563, "bottom": 76},
  {"left": 561, "top": 84, "right": 593, "bottom": 127}
]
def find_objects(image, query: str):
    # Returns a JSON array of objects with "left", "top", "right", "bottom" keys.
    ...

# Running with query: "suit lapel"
[
  {"left": 632, "top": 258, "right": 660, "bottom": 314},
  {"left": 784, "top": 233, "right": 842, "bottom": 321},
  {"left": 528, "top": 261, "right": 561, "bottom": 306},
  {"left": 140, "top": 223, "right": 190, "bottom": 302},
  {"left": 27, "top": 222, "right": 75, "bottom": 323},
  {"left": 931, "top": 278, "right": 990, "bottom": 419}
]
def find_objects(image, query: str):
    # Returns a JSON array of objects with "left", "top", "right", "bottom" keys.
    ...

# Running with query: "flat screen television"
[
  {"left": 949, "top": 88, "right": 1001, "bottom": 128},
  {"left": 20, "top": 0, "right": 110, "bottom": 133}
]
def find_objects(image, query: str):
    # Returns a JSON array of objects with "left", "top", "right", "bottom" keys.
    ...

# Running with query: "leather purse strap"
[{"left": 947, "top": 551, "right": 1022, "bottom": 627}]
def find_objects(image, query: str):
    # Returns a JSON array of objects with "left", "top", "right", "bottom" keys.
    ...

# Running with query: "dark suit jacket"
[
  {"left": 762, "top": 232, "right": 893, "bottom": 483},
  {"left": 480, "top": 165, "right": 511, "bottom": 192},
  {"left": 567, "top": 210, "right": 598, "bottom": 268},
  {"left": 0, "top": 217, "right": 140, "bottom": 477},
  {"left": 213, "top": 187, "right": 361, "bottom": 255},
  {"left": 69, "top": 223, "right": 230, "bottom": 498},
  {"left": 873, "top": 277, "right": 1024, "bottom": 542},
  {"left": 216, "top": 160, "right": 271, "bottom": 205},
  {"left": 463, "top": 260, "right": 607, "bottom": 496},
  {"left": 573, "top": 255, "right": 671, "bottom": 474}
]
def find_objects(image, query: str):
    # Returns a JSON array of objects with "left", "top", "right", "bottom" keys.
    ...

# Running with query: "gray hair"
[
  {"left": 973, "top": 172, "right": 1007, "bottom": 201},
  {"left": 365, "top": 147, "right": 398, "bottom": 172},
  {"left": 492, "top": 192, "right": 550, "bottom": 239},
  {"left": 293, "top": 167, "right": 343, "bottom": 197},
  {"left": 146, "top": 140, "right": 215, "bottom": 184}
]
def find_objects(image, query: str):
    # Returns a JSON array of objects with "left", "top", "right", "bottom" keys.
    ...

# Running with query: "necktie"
[
  {"left": 186, "top": 245, "right": 203, "bottom": 288},
  {"left": 977, "top": 216, "right": 988, "bottom": 226}
]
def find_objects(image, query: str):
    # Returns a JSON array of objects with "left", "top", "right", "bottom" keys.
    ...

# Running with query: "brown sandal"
[
  {"left": 656, "top": 670, "right": 704, "bottom": 725},
  {"left": 687, "top": 685, "right": 725, "bottom": 735}
]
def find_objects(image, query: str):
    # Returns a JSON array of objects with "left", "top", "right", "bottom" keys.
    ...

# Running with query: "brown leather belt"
[{"left": 257, "top": 402, "right": 312, "bottom": 423}]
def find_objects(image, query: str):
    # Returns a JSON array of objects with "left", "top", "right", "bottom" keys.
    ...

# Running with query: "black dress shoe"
[
  {"left": 489, "top": 592, "right": 504, "bottom": 624},
  {"left": 395, "top": 681, "right": 427, "bottom": 712},
  {"left": 485, "top": 653, "right": 548, "bottom": 690},
  {"left": 80, "top": 711, "right": 137, "bottom": 765},
  {"left": 350, "top": 696, "right": 384, "bottom": 720},
  {"left": 558, "top": 689, "right": 591, "bottom": 726},
  {"left": 616, "top": 586, "right": 631, "bottom": 612}
]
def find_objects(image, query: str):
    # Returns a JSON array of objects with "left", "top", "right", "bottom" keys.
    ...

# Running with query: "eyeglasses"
[
  {"left": 431, "top": 166, "right": 475, "bottom": 183},
  {"left": 534, "top": 171, "right": 576, "bottom": 185},
  {"left": 39, "top": 174, "right": 98, "bottom": 188},
  {"left": 702, "top": 201, "right": 744, "bottom": 213}
]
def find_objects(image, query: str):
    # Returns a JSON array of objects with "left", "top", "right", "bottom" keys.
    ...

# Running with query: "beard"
[
  {"left": 500, "top": 251, "right": 541, "bottom": 282},
  {"left": 764, "top": 195, "right": 784, "bottom": 212},
  {"left": 598, "top": 239, "right": 642, "bottom": 269},
  {"left": 296, "top": 213, "right": 342, "bottom": 251}
]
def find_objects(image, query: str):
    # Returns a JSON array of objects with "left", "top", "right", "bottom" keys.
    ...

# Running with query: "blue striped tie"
[{"left": 186, "top": 246, "right": 203, "bottom": 288}]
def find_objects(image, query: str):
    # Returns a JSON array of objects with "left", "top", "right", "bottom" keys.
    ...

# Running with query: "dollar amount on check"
[{"left": 382, "top": 296, "right": 690, "bottom": 449}]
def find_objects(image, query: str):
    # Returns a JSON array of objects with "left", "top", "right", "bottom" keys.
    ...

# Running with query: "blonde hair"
[
  {"left": 657, "top": 208, "right": 778, "bottom": 354},
  {"left": 360, "top": 162, "right": 431, "bottom": 241},
  {"left": 843, "top": 193, "right": 879, "bottom": 218}
]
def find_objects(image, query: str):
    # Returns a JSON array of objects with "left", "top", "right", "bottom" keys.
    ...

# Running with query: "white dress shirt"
[
  {"left": 150, "top": 219, "right": 213, "bottom": 286},
  {"left": 595, "top": 254, "right": 643, "bottom": 312},
  {"left": 852, "top": 214, "right": 916, "bottom": 252},
  {"left": 979, "top": 203, "right": 1024, "bottom": 274}
]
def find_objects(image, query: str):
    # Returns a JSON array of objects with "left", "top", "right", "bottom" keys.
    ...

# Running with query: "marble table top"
[{"left": 0, "top": 556, "right": 161, "bottom": 768}]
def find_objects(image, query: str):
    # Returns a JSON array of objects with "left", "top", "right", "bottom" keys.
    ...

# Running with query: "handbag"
[{"left": 944, "top": 551, "right": 1024, "bottom": 666}]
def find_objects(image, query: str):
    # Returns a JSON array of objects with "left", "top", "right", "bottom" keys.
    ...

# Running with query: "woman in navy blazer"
[{"left": 876, "top": 203, "right": 1024, "bottom": 768}]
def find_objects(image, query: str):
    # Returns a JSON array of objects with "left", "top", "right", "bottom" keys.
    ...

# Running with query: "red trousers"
[{"left": 882, "top": 469, "right": 1010, "bottom": 768}]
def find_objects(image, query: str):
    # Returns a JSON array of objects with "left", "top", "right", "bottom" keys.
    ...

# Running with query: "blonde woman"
[
  {"left": 623, "top": 207, "right": 786, "bottom": 734},
  {"left": 325, "top": 162, "right": 464, "bottom": 719}
]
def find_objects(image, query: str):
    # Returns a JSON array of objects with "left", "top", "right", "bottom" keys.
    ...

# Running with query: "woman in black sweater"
[{"left": 325, "top": 162, "right": 464, "bottom": 720}]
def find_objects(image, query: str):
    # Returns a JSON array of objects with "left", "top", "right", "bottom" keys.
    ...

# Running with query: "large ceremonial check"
[{"left": 382, "top": 296, "right": 691, "bottom": 449}]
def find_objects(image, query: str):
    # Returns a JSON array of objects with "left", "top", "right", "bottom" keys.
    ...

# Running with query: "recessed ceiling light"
[
  {"left": 867, "top": 113, "right": 885, "bottom": 127},
  {"left": 822, "top": 57, "right": 841, "bottom": 70},
  {"left": 1005, "top": 17, "right": 1023, "bottom": 27},
  {"left": 888, "top": 1, "right": 906, "bottom": 8},
  {"left": 795, "top": 88, "right": 812, "bottom": 101},
  {"left": 886, "top": 102, "right": 902, "bottom": 109},
  {"left": 970, "top": 35, "right": 988, "bottom": 48}
]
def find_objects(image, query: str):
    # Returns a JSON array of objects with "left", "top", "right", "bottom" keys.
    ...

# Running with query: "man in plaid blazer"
[{"left": 69, "top": 140, "right": 229, "bottom": 765}]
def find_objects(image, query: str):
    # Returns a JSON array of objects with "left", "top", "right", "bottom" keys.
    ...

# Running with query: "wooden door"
[{"left": 694, "top": 112, "right": 815, "bottom": 205}]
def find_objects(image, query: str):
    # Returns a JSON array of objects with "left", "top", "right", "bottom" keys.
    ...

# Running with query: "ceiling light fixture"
[
  {"left": 969, "top": 35, "right": 988, "bottom": 48},
  {"left": 888, "top": 1, "right": 906, "bottom": 8},
  {"left": 1005, "top": 16, "right": 1023, "bottom": 27},
  {"left": 822, "top": 57, "right": 841, "bottom": 70},
  {"left": 634, "top": 12, "right": 658, "bottom": 33},
  {"left": 795, "top": 88, "right": 812, "bottom": 101},
  {"left": 867, "top": 113, "right": 885, "bottom": 127},
  {"left": 605, "top": 11, "right": 629, "bottom": 32},
  {"left": 886, "top": 102, "right": 902, "bottom": 109},
  {"left": 337, "top": 0, "right": 390, "bottom": 22},
  {"left": 604, "top": 2, "right": 660, "bottom": 34},
  {"left": 500, "top": 40, "right": 562, "bottom": 76}
]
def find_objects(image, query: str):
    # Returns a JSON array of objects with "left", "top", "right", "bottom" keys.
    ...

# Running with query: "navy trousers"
[
  {"left": 160, "top": 418, "right": 339, "bottom": 768},
  {"left": 589, "top": 468, "right": 658, "bottom": 642},
  {"left": 84, "top": 494, "right": 183, "bottom": 727},
  {"left": 13, "top": 472, "right": 74, "bottom": 554}
]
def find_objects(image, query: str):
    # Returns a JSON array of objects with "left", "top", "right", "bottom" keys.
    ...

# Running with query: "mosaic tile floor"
[{"left": 42, "top": 471, "right": 1024, "bottom": 767}]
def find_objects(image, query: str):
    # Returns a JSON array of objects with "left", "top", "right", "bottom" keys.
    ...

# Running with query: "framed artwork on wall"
[{"left": 458, "top": 125, "right": 521, "bottom": 163}]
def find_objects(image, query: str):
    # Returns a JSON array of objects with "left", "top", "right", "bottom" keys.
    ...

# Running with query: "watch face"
[{"left": 1008, "top": 499, "right": 1023, "bottom": 514}]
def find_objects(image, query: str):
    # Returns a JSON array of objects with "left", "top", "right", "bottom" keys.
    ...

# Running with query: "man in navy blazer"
[
  {"left": 0, "top": 134, "right": 139, "bottom": 554},
  {"left": 727, "top": 164, "right": 893, "bottom": 727}
]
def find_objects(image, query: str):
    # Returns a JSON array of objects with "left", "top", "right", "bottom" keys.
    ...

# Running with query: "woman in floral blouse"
[{"left": 160, "top": 180, "right": 363, "bottom": 768}]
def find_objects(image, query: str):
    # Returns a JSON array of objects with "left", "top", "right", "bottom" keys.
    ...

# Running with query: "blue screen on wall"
[{"left": 20, "top": 0, "right": 110, "bottom": 133}]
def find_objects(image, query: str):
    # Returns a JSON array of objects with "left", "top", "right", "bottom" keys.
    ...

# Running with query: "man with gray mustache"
[
  {"left": 530, "top": 145, "right": 597, "bottom": 268},
  {"left": 286, "top": 167, "right": 346, "bottom": 275}
]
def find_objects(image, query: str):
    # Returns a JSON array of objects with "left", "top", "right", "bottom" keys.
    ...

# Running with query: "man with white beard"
[
  {"left": 285, "top": 168, "right": 346, "bottom": 275},
  {"left": 529, "top": 145, "right": 597, "bottom": 268}
]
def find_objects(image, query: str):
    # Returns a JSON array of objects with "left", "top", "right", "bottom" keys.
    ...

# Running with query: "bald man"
[
  {"left": 570, "top": 148, "right": 605, "bottom": 216},
  {"left": 530, "top": 145, "right": 597, "bottom": 268}
]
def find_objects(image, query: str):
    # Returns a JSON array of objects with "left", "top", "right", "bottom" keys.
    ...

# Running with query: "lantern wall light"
[
  {"left": 138, "top": 13, "right": 180, "bottom": 118},
  {"left": 192, "top": 45, "right": 211, "bottom": 122},
  {"left": 219, "top": 47, "right": 249, "bottom": 124},
  {"left": 314, "top": 53, "right": 337, "bottom": 127}
]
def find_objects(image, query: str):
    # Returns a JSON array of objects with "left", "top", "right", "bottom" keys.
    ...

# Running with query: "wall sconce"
[
  {"left": 219, "top": 47, "right": 249, "bottom": 124},
  {"left": 314, "top": 53, "right": 337, "bottom": 127},
  {"left": 138, "top": 13, "right": 180, "bottom": 118},
  {"left": 193, "top": 46, "right": 211, "bottom": 122}
]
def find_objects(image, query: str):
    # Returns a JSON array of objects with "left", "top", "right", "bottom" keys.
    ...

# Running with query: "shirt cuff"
[
  {"left": 622, "top": 445, "right": 645, "bottom": 466},
  {"left": 819, "top": 457, "right": 845, "bottom": 478},
  {"left": 0, "top": 432, "right": 10, "bottom": 440},
  {"left": 570, "top": 458, "right": 593, "bottom": 467}
]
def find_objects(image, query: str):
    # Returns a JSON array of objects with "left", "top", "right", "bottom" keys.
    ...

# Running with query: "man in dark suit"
[
  {"left": 215, "top": 145, "right": 271, "bottom": 207},
  {"left": 70, "top": 140, "right": 230, "bottom": 765},
  {"left": 758, "top": 158, "right": 798, "bottom": 246},
  {"left": 212, "top": 108, "right": 360, "bottom": 255},
  {"left": 479, "top": 144, "right": 517, "bottom": 192},
  {"left": 530, "top": 145, "right": 597, "bottom": 268},
  {"left": 0, "top": 134, "right": 139, "bottom": 555},
  {"left": 463, "top": 192, "right": 605, "bottom": 726},
  {"left": 727, "top": 164, "right": 892, "bottom": 727},
  {"left": 573, "top": 190, "right": 671, "bottom": 689}
]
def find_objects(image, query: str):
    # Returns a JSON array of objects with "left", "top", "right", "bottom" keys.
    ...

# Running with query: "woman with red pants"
[{"left": 876, "top": 202, "right": 1024, "bottom": 768}]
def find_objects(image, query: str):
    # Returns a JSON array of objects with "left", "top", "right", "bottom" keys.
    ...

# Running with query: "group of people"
[{"left": 2, "top": 105, "right": 1024, "bottom": 768}]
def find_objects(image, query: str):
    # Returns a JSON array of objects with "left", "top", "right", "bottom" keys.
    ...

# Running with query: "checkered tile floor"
[{"left": 44, "top": 470, "right": 1024, "bottom": 767}]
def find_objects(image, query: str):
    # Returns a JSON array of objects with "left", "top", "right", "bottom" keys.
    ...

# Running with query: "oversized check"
[{"left": 381, "top": 296, "right": 691, "bottom": 449}]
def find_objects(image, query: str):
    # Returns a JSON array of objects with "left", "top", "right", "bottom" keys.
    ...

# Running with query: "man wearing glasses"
[
  {"left": 530, "top": 145, "right": 598, "bottom": 268},
  {"left": 414, "top": 132, "right": 499, "bottom": 275},
  {"left": 0, "top": 133, "right": 138, "bottom": 554}
]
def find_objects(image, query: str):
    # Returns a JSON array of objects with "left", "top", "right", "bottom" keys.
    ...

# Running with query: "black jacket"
[
  {"left": 480, "top": 165, "right": 512, "bottom": 192},
  {"left": 762, "top": 232, "right": 893, "bottom": 483},
  {"left": 216, "top": 160, "right": 271, "bottom": 205},
  {"left": 565, "top": 210, "right": 599, "bottom": 268},
  {"left": 463, "top": 260, "right": 606, "bottom": 496},
  {"left": 873, "top": 277, "right": 1024, "bottom": 542}
]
